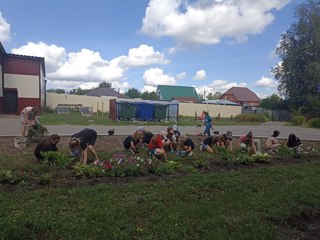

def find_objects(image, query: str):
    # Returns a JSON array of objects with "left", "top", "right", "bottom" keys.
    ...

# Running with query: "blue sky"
[{"left": 0, "top": 0, "right": 304, "bottom": 98}]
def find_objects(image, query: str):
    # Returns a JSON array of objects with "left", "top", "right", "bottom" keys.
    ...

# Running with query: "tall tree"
[
  {"left": 46, "top": 89, "right": 66, "bottom": 94},
  {"left": 69, "top": 87, "right": 89, "bottom": 95},
  {"left": 140, "top": 91, "right": 160, "bottom": 100},
  {"left": 260, "top": 94, "right": 281, "bottom": 110},
  {"left": 272, "top": 0, "right": 320, "bottom": 114},
  {"left": 99, "top": 81, "right": 112, "bottom": 88},
  {"left": 125, "top": 88, "right": 141, "bottom": 99},
  {"left": 206, "top": 92, "right": 222, "bottom": 100}
]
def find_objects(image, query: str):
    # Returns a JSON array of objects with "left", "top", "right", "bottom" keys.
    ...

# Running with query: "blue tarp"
[{"left": 135, "top": 102, "right": 154, "bottom": 121}]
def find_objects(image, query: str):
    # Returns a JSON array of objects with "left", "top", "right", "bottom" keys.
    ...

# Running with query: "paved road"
[{"left": 1, "top": 116, "right": 320, "bottom": 141}]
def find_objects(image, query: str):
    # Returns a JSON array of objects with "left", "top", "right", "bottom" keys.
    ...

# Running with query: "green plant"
[
  {"left": 308, "top": 118, "right": 320, "bottom": 128},
  {"left": 214, "top": 146, "right": 233, "bottom": 163},
  {"left": 251, "top": 153, "right": 271, "bottom": 163},
  {"left": 0, "top": 170, "right": 28, "bottom": 184},
  {"left": 73, "top": 163, "right": 104, "bottom": 179},
  {"left": 42, "top": 152, "right": 73, "bottom": 179},
  {"left": 291, "top": 116, "right": 305, "bottom": 125},
  {"left": 274, "top": 146, "right": 296, "bottom": 160},
  {"left": 193, "top": 158, "right": 209, "bottom": 170},
  {"left": 27, "top": 123, "right": 49, "bottom": 139},
  {"left": 155, "top": 161, "right": 181, "bottom": 175},
  {"left": 38, "top": 173, "right": 53, "bottom": 185},
  {"left": 235, "top": 152, "right": 254, "bottom": 164}
]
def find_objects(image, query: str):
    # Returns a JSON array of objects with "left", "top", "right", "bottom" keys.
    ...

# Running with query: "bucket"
[{"left": 14, "top": 137, "right": 28, "bottom": 149}]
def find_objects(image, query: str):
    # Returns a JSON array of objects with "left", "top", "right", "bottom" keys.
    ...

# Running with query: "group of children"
[
  {"left": 21, "top": 106, "right": 303, "bottom": 164},
  {"left": 122, "top": 125, "right": 195, "bottom": 160},
  {"left": 122, "top": 126, "right": 304, "bottom": 160},
  {"left": 32, "top": 126, "right": 303, "bottom": 165}
]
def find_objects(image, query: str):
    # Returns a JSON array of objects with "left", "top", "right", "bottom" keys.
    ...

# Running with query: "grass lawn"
[
  {"left": 39, "top": 112, "right": 262, "bottom": 126},
  {"left": 1, "top": 162, "right": 320, "bottom": 239}
]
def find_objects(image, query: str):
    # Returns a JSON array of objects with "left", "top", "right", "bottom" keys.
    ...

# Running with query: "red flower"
[{"left": 104, "top": 162, "right": 113, "bottom": 169}]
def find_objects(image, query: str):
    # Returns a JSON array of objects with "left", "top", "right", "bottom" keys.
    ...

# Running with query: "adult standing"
[
  {"left": 203, "top": 110, "right": 213, "bottom": 136},
  {"left": 20, "top": 106, "right": 39, "bottom": 137},
  {"left": 69, "top": 128, "right": 99, "bottom": 165}
]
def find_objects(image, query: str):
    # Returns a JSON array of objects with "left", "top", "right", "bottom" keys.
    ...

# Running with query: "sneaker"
[
  {"left": 188, "top": 151, "right": 193, "bottom": 156},
  {"left": 200, "top": 144, "right": 203, "bottom": 151}
]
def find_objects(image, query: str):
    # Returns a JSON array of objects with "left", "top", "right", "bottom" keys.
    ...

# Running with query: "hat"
[
  {"left": 203, "top": 109, "right": 209, "bottom": 113},
  {"left": 159, "top": 131, "right": 166, "bottom": 138},
  {"left": 226, "top": 131, "right": 233, "bottom": 139},
  {"left": 213, "top": 130, "right": 220, "bottom": 135},
  {"left": 172, "top": 125, "right": 178, "bottom": 131},
  {"left": 137, "top": 126, "right": 145, "bottom": 132}
]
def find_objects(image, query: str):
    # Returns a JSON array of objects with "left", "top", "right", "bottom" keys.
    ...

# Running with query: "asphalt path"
[{"left": 1, "top": 116, "right": 320, "bottom": 141}]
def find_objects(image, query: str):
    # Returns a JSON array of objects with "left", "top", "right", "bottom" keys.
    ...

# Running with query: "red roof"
[{"left": 221, "top": 87, "right": 259, "bottom": 102}]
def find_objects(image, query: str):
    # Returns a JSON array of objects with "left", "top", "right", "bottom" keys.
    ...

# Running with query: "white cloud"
[
  {"left": 256, "top": 92, "right": 272, "bottom": 99},
  {"left": 12, "top": 42, "right": 66, "bottom": 72},
  {"left": 176, "top": 71, "right": 187, "bottom": 79},
  {"left": 254, "top": 76, "right": 278, "bottom": 88},
  {"left": 193, "top": 70, "right": 206, "bottom": 80},
  {"left": 143, "top": 67, "right": 176, "bottom": 87},
  {"left": 11, "top": 42, "right": 169, "bottom": 90},
  {"left": 141, "top": 85, "right": 157, "bottom": 93},
  {"left": 141, "top": 0, "right": 290, "bottom": 46},
  {"left": 196, "top": 79, "right": 247, "bottom": 94},
  {"left": 120, "top": 44, "right": 169, "bottom": 67},
  {"left": 0, "top": 12, "right": 11, "bottom": 42}
]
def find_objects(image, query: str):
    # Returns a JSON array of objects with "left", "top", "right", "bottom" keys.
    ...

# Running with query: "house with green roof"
[{"left": 156, "top": 85, "right": 199, "bottom": 102}]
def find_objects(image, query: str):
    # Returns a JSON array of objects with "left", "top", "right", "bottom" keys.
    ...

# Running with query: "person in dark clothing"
[
  {"left": 69, "top": 128, "right": 99, "bottom": 165},
  {"left": 286, "top": 133, "right": 301, "bottom": 148},
  {"left": 177, "top": 135, "right": 195, "bottom": 156},
  {"left": 136, "top": 126, "right": 154, "bottom": 145},
  {"left": 219, "top": 131, "right": 233, "bottom": 152},
  {"left": 123, "top": 131, "right": 143, "bottom": 154},
  {"left": 34, "top": 134, "right": 60, "bottom": 162},
  {"left": 200, "top": 135, "right": 220, "bottom": 153}
]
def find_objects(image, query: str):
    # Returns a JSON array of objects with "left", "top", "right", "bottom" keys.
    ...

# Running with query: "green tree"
[
  {"left": 260, "top": 94, "right": 281, "bottom": 110},
  {"left": 46, "top": 89, "right": 65, "bottom": 94},
  {"left": 69, "top": 87, "right": 89, "bottom": 95},
  {"left": 99, "top": 81, "right": 112, "bottom": 88},
  {"left": 206, "top": 92, "right": 222, "bottom": 100},
  {"left": 140, "top": 91, "right": 160, "bottom": 100},
  {"left": 125, "top": 88, "right": 141, "bottom": 99},
  {"left": 272, "top": 0, "right": 320, "bottom": 115}
]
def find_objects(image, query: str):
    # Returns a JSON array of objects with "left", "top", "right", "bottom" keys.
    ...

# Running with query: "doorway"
[{"left": 4, "top": 89, "right": 18, "bottom": 113}]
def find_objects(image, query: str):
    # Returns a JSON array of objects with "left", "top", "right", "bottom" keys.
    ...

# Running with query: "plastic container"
[{"left": 14, "top": 137, "right": 28, "bottom": 149}]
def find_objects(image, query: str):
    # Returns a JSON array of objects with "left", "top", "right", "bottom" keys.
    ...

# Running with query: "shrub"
[
  {"left": 251, "top": 153, "right": 271, "bottom": 163},
  {"left": 234, "top": 114, "right": 268, "bottom": 122},
  {"left": 155, "top": 161, "right": 181, "bottom": 175},
  {"left": 0, "top": 170, "right": 28, "bottom": 184},
  {"left": 42, "top": 152, "right": 74, "bottom": 179},
  {"left": 291, "top": 116, "right": 305, "bottom": 125},
  {"left": 193, "top": 159, "right": 209, "bottom": 170},
  {"left": 308, "top": 118, "right": 320, "bottom": 128},
  {"left": 38, "top": 173, "right": 53, "bottom": 185},
  {"left": 214, "top": 146, "right": 233, "bottom": 163}
]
